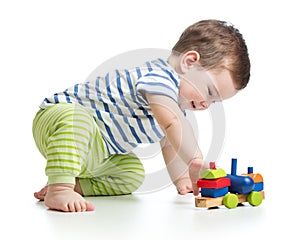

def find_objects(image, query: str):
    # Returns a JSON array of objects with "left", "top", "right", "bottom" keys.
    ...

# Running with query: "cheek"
[{"left": 191, "top": 89, "right": 206, "bottom": 101}]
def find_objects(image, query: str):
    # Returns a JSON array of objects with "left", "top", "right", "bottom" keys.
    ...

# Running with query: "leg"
[
  {"left": 34, "top": 178, "right": 83, "bottom": 201},
  {"left": 79, "top": 153, "right": 145, "bottom": 196},
  {"left": 35, "top": 153, "right": 144, "bottom": 203},
  {"left": 33, "top": 103, "right": 98, "bottom": 212}
]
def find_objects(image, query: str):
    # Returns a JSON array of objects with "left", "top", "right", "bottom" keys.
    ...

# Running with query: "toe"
[
  {"left": 74, "top": 201, "right": 83, "bottom": 212},
  {"left": 86, "top": 201, "right": 95, "bottom": 211},
  {"left": 67, "top": 202, "right": 76, "bottom": 212}
]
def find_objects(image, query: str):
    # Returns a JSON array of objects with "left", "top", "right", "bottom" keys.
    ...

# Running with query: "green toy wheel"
[
  {"left": 247, "top": 191, "right": 263, "bottom": 206},
  {"left": 223, "top": 193, "right": 238, "bottom": 209}
]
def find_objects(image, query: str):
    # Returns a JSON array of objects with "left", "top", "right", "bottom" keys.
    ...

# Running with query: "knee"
[
  {"left": 108, "top": 153, "right": 145, "bottom": 192},
  {"left": 109, "top": 153, "right": 145, "bottom": 176}
]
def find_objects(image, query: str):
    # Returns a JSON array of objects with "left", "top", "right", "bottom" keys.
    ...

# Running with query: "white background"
[{"left": 0, "top": 0, "right": 299, "bottom": 239}]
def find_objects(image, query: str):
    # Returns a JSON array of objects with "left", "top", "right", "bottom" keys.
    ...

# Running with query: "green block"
[
  {"left": 223, "top": 193, "right": 239, "bottom": 209},
  {"left": 200, "top": 168, "right": 227, "bottom": 179},
  {"left": 247, "top": 191, "right": 263, "bottom": 206}
]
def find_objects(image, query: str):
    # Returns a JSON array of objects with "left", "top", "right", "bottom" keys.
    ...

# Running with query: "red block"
[{"left": 197, "top": 177, "right": 231, "bottom": 189}]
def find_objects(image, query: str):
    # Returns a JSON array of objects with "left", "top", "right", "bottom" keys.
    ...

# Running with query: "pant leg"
[
  {"left": 79, "top": 152, "right": 145, "bottom": 196},
  {"left": 33, "top": 103, "right": 145, "bottom": 195},
  {"left": 32, "top": 103, "right": 103, "bottom": 185}
]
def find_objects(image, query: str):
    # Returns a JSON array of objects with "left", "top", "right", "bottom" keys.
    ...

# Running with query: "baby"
[{"left": 33, "top": 19, "right": 250, "bottom": 212}]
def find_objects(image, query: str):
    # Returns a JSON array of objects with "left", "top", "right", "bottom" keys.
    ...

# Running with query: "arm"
[
  {"left": 145, "top": 92, "right": 204, "bottom": 195},
  {"left": 161, "top": 137, "right": 192, "bottom": 194}
]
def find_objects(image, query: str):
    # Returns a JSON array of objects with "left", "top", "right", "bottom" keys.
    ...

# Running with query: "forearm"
[
  {"left": 163, "top": 116, "right": 203, "bottom": 165},
  {"left": 161, "top": 112, "right": 205, "bottom": 195},
  {"left": 161, "top": 137, "right": 189, "bottom": 183}
]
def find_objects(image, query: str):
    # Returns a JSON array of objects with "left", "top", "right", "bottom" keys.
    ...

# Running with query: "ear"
[{"left": 180, "top": 51, "right": 200, "bottom": 73}]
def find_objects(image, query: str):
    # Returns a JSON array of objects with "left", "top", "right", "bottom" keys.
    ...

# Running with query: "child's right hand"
[{"left": 189, "top": 158, "right": 204, "bottom": 196}]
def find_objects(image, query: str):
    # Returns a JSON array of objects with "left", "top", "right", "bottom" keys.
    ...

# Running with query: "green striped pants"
[{"left": 32, "top": 103, "right": 145, "bottom": 196}]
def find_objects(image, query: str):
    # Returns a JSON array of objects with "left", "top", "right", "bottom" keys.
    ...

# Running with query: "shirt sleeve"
[{"left": 136, "top": 70, "right": 180, "bottom": 104}]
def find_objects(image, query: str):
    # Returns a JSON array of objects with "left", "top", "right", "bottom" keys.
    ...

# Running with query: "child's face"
[{"left": 178, "top": 68, "right": 238, "bottom": 110}]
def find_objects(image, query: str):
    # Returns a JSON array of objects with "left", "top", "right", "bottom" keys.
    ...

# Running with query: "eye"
[{"left": 207, "top": 87, "right": 213, "bottom": 96}]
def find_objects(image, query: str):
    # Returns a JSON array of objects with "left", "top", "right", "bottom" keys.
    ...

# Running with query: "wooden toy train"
[{"left": 195, "top": 158, "right": 264, "bottom": 209}]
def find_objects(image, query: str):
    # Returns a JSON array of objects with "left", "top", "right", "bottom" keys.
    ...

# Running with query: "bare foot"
[
  {"left": 34, "top": 185, "right": 48, "bottom": 201},
  {"left": 45, "top": 183, "right": 94, "bottom": 212},
  {"left": 34, "top": 179, "right": 83, "bottom": 201}
]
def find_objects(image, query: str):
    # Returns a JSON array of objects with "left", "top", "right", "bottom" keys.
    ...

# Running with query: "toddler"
[{"left": 33, "top": 19, "right": 250, "bottom": 212}]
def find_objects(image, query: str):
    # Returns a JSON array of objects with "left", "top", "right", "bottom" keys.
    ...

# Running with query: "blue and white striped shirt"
[{"left": 40, "top": 58, "right": 181, "bottom": 155}]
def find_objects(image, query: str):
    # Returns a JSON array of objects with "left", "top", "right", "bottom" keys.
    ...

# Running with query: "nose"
[{"left": 199, "top": 101, "right": 209, "bottom": 110}]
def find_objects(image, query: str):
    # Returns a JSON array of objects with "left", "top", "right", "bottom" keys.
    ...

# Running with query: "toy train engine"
[{"left": 195, "top": 158, "right": 264, "bottom": 209}]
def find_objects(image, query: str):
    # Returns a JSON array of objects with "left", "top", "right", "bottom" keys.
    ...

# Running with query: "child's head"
[{"left": 172, "top": 19, "right": 250, "bottom": 90}]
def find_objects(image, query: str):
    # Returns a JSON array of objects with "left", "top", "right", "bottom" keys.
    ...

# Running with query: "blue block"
[
  {"left": 227, "top": 174, "right": 255, "bottom": 194},
  {"left": 253, "top": 182, "right": 264, "bottom": 191},
  {"left": 201, "top": 187, "right": 229, "bottom": 198},
  {"left": 231, "top": 158, "right": 237, "bottom": 175}
]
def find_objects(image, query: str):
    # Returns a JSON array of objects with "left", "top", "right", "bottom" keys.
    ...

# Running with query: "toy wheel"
[
  {"left": 223, "top": 193, "right": 238, "bottom": 209},
  {"left": 247, "top": 191, "right": 263, "bottom": 206}
]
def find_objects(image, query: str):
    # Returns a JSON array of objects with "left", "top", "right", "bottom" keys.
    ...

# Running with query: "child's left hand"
[{"left": 175, "top": 177, "right": 193, "bottom": 195}]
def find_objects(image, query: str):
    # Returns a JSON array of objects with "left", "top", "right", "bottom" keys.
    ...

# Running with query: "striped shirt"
[{"left": 40, "top": 58, "right": 181, "bottom": 155}]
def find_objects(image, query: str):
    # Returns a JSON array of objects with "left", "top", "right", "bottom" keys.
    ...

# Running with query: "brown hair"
[{"left": 172, "top": 19, "right": 250, "bottom": 90}]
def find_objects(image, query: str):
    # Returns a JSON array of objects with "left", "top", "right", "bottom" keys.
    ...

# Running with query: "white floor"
[{"left": 2, "top": 177, "right": 297, "bottom": 240}]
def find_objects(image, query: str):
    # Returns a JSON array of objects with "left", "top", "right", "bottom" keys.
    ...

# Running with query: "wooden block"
[
  {"left": 195, "top": 196, "right": 224, "bottom": 208},
  {"left": 242, "top": 173, "right": 264, "bottom": 183},
  {"left": 197, "top": 177, "right": 231, "bottom": 188},
  {"left": 254, "top": 182, "right": 264, "bottom": 191},
  {"left": 195, "top": 191, "right": 265, "bottom": 208},
  {"left": 201, "top": 187, "right": 229, "bottom": 198},
  {"left": 200, "top": 168, "right": 227, "bottom": 179}
]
